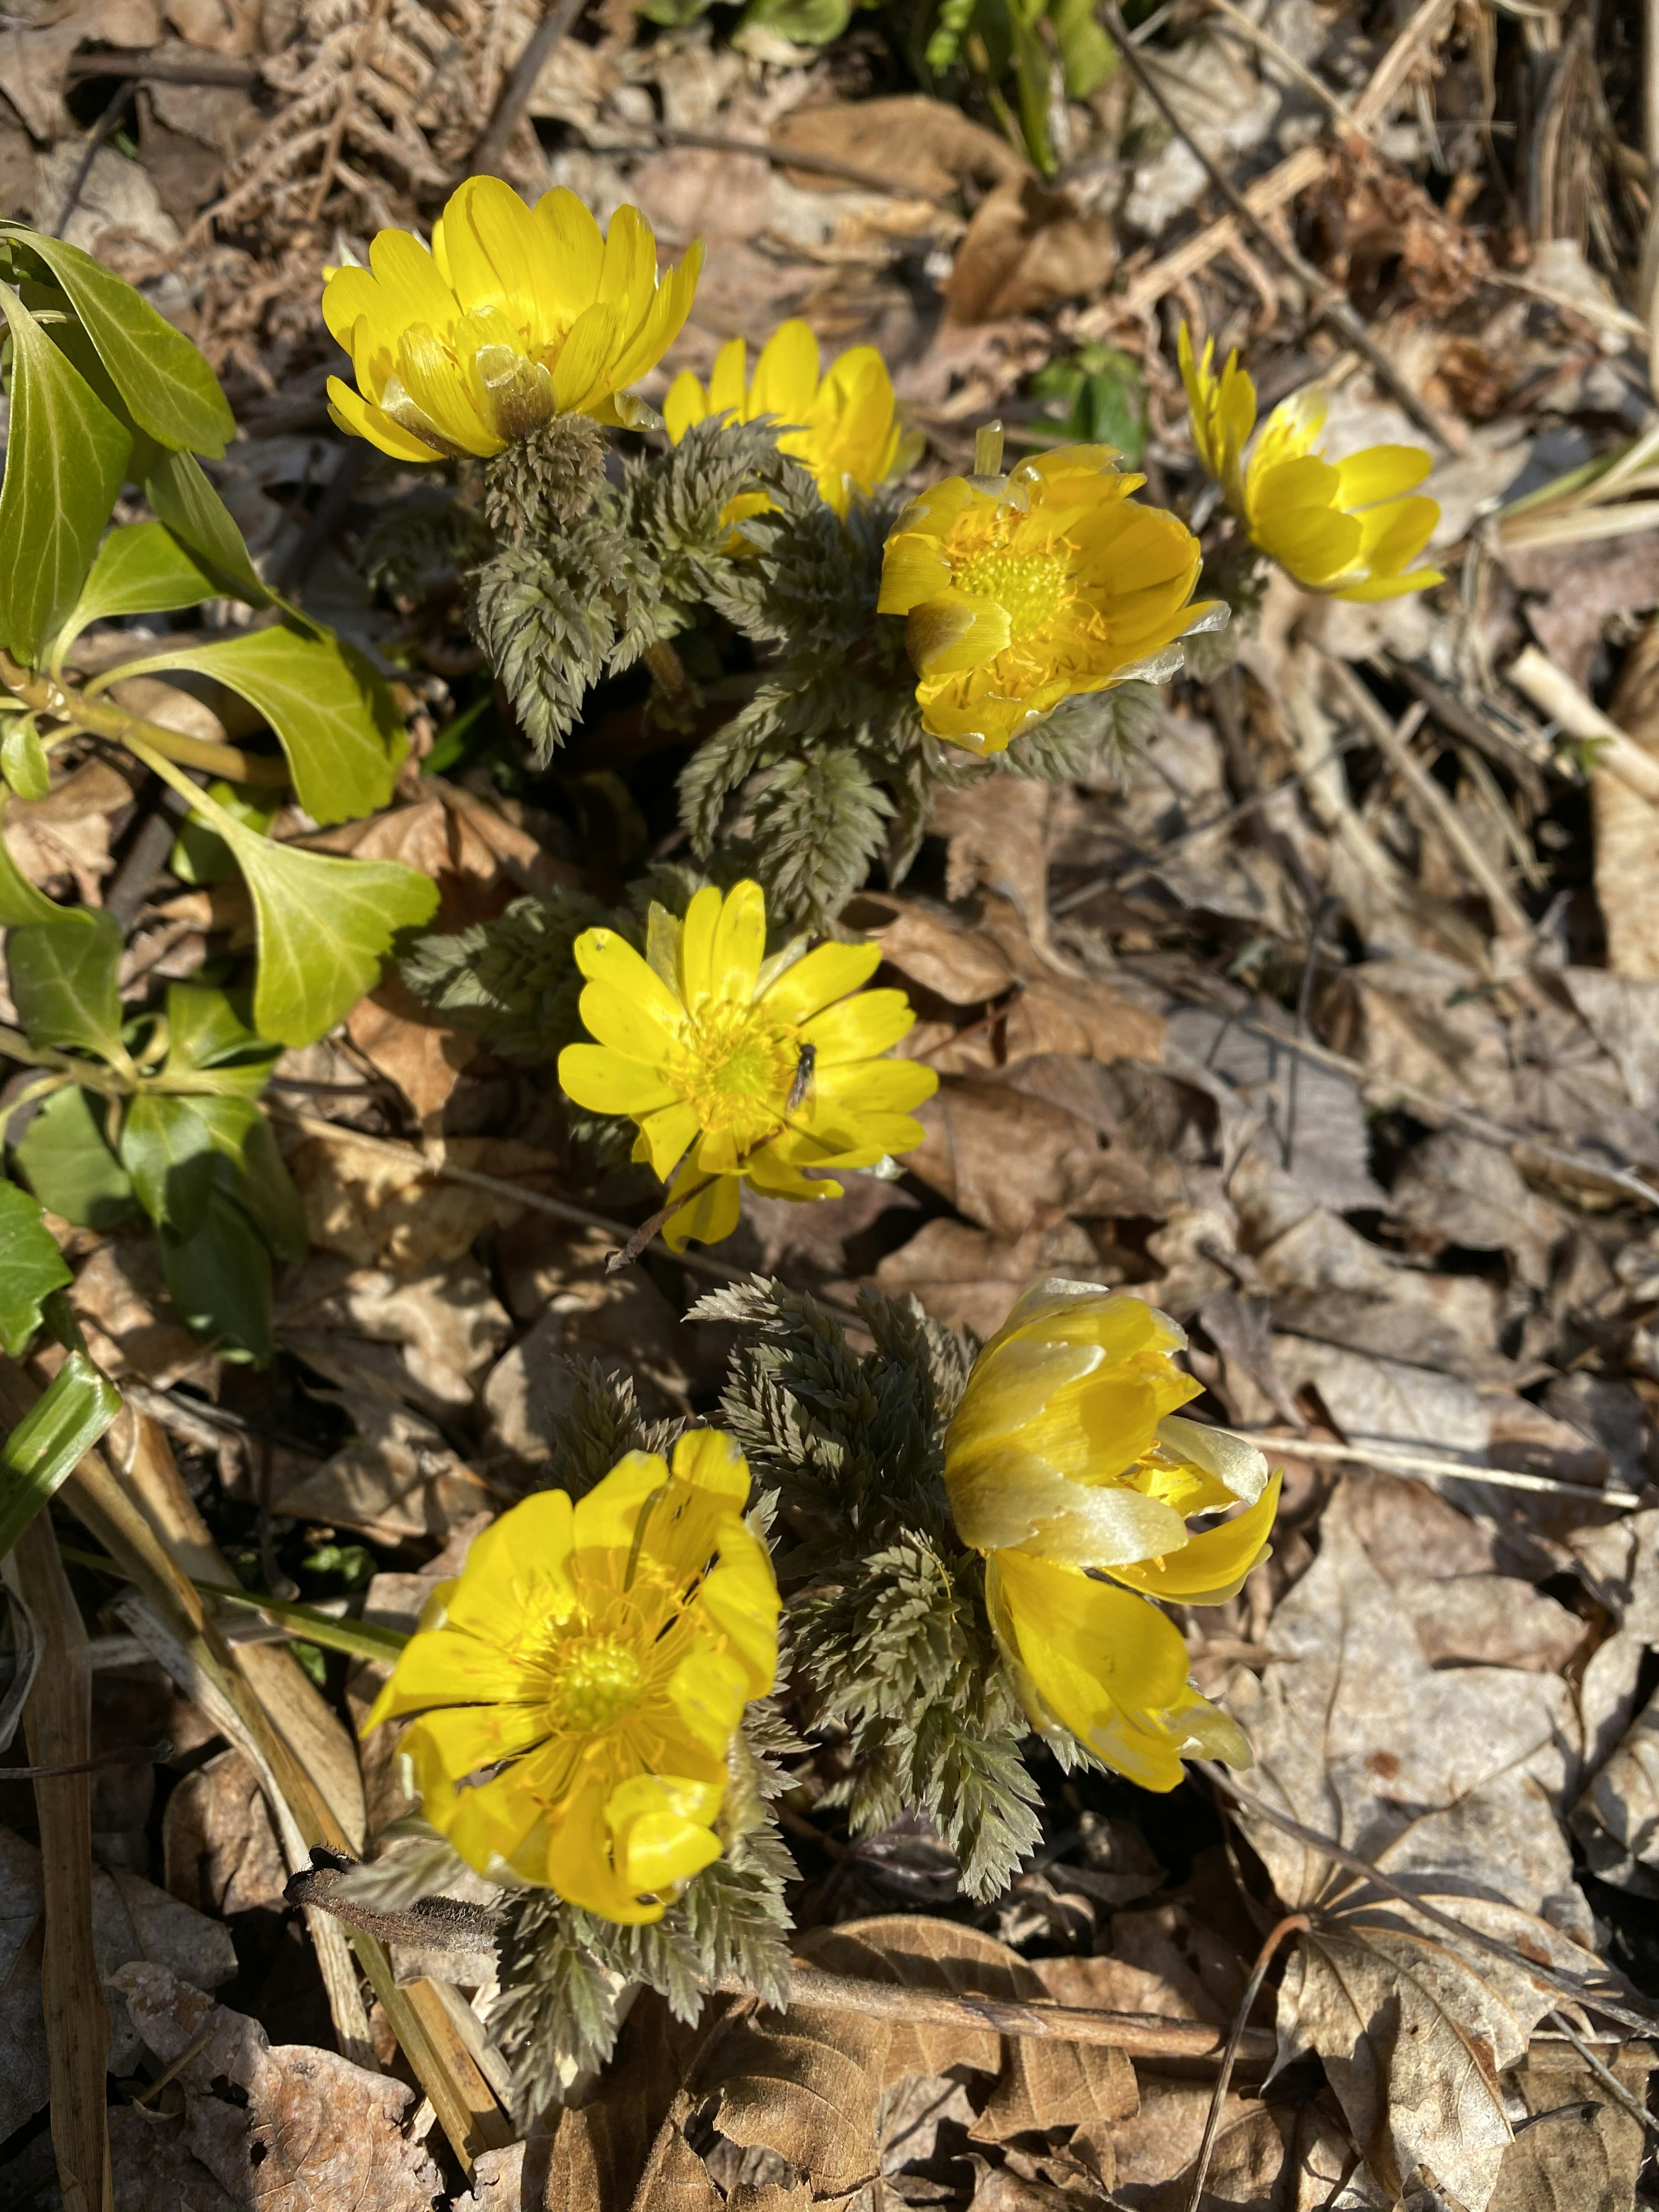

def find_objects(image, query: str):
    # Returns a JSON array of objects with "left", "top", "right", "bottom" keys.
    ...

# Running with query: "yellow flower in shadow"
[
  {"left": 1179, "top": 323, "right": 1443, "bottom": 603},
  {"left": 664, "top": 319, "right": 921, "bottom": 519},
  {"left": 557, "top": 879, "right": 937, "bottom": 1251},
  {"left": 877, "top": 447, "right": 1220, "bottom": 756},
  {"left": 322, "top": 178, "right": 703, "bottom": 463},
  {"left": 364, "top": 1429, "right": 778, "bottom": 1922}
]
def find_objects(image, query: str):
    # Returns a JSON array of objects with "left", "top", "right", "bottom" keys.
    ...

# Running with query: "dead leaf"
[
  {"left": 905, "top": 1083, "right": 1124, "bottom": 1242},
  {"left": 1225, "top": 1479, "right": 1608, "bottom": 2211},
  {"left": 771, "top": 95, "right": 1024, "bottom": 201},
  {"left": 165, "top": 0, "right": 261, "bottom": 54},
  {"left": 109, "top": 1959, "right": 442, "bottom": 2210},
  {"left": 1388, "top": 1128, "right": 1564, "bottom": 1290},
  {"left": 482, "top": 1299, "right": 685, "bottom": 1475},
  {"left": 70, "top": 1232, "right": 223, "bottom": 1394},
  {"left": 278, "top": 1251, "right": 513, "bottom": 1416},
  {"left": 346, "top": 977, "right": 480, "bottom": 1137},
  {"left": 3, "top": 760, "right": 135, "bottom": 904},
  {"left": 945, "top": 177, "right": 1116, "bottom": 324},
  {"left": 262, "top": 1398, "right": 496, "bottom": 1546},
  {"left": 163, "top": 1747, "right": 289, "bottom": 1916},
  {"left": 0, "top": 1825, "right": 235, "bottom": 2146},
  {"left": 286, "top": 1132, "right": 559, "bottom": 1270},
  {"left": 874, "top": 1219, "right": 1105, "bottom": 1340},
  {"left": 1588, "top": 623, "right": 1659, "bottom": 981}
]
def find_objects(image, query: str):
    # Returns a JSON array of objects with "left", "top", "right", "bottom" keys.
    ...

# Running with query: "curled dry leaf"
[
  {"left": 108, "top": 1960, "right": 442, "bottom": 2212},
  {"left": 770, "top": 95, "right": 1027, "bottom": 202},
  {"left": 1223, "top": 1480, "right": 1626, "bottom": 2212},
  {"left": 162, "top": 1746, "right": 290, "bottom": 1917}
]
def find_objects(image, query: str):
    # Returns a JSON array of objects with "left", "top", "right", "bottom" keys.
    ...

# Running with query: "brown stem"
[{"left": 1182, "top": 1913, "right": 1307, "bottom": 2212}]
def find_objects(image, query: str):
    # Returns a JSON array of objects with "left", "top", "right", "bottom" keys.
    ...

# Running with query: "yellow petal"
[
  {"left": 707, "top": 334, "right": 749, "bottom": 417},
  {"left": 757, "top": 939, "right": 881, "bottom": 1023},
  {"left": 394, "top": 324, "right": 498, "bottom": 456},
  {"left": 636, "top": 1098, "right": 700, "bottom": 1180},
  {"left": 908, "top": 591, "right": 1012, "bottom": 677},
  {"left": 671, "top": 1425, "right": 751, "bottom": 1501},
  {"left": 677, "top": 883, "right": 725, "bottom": 1008},
  {"left": 533, "top": 187, "right": 605, "bottom": 322},
  {"left": 1334, "top": 443, "right": 1433, "bottom": 508},
  {"left": 362, "top": 1624, "right": 530, "bottom": 1732},
  {"left": 663, "top": 1170, "right": 741, "bottom": 1250},
  {"left": 327, "top": 377, "right": 443, "bottom": 464},
  {"left": 663, "top": 368, "right": 707, "bottom": 443},
  {"left": 812, "top": 1058, "right": 938, "bottom": 1113},
  {"left": 572, "top": 925, "right": 686, "bottom": 1035},
  {"left": 1108, "top": 1471, "right": 1282, "bottom": 1604},
  {"left": 551, "top": 298, "right": 626, "bottom": 413},
  {"left": 799, "top": 987, "right": 915, "bottom": 1064},
  {"left": 665, "top": 1646, "right": 750, "bottom": 1756},
  {"left": 607, "top": 1771, "right": 725, "bottom": 1895},
  {"left": 878, "top": 534, "right": 953, "bottom": 615},
  {"left": 575, "top": 979, "right": 679, "bottom": 1065},
  {"left": 556, "top": 1042, "right": 678, "bottom": 1117},
  {"left": 571, "top": 1448, "right": 671, "bottom": 1554},
  {"left": 750, "top": 318, "right": 820, "bottom": 424},
  {"left": 442, "top": 1489, "right": 578, "bottom": 1641},
  {"left": 607, "top": 239, "right": 706, "bottom": 394},
  {"left": 709, "top": 879, "right": 766, "bottom": 1006}
]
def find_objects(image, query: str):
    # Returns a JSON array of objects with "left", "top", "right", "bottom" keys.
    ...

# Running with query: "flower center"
[
  {"left": 954, "top": 548, "right": 1069, "bottom": 634},
  {"left": 544, "top": 1636, "right": 643, "bottom": 1733},
  {"left": 677, "top": 1004, "right": 798, "bottom": 1142}
]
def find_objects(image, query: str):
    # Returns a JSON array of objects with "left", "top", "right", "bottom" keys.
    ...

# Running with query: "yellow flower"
[
  {"left": 557, "top": 880, "right": 937, "bottom": 1251},
  {"left": 663, "top": 319, "right": 921, "bottom": 518},
  {"left": 877, "top": 447, "right": 1220, "bottom": 756},
  {"left": 987, "top": 1549, "right": 1253, "bottom": 1792},
  {"left": 364, "top": 1429, "right": 778, "bottom": 1922},
  {"left": 945, "top": 1281, "right": 1281, "bottom": 1589},
  {"left": 322, "top": 177, "right": 703, "bottom": 464},
  {"left": 1178, "top": 324, "right": 1443, "bottom": 603}
]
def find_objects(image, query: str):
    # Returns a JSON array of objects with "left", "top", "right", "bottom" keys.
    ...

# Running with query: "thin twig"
[
  {"left": 54, "top": 80, "right": 137, "bottom": 238},
  {"left": 1201, "top": 0, "right": 1360, "bottom": 129},
  {"left": 469, "top": 0, "right": 588, "bottom": 178},
  {"left": 1183, "top": 1915, "right": 1308, "bottom": 2212},
  {"left": 1201, "top": 1766, "right": 1659, "bottom": 2037},
  {"left": 1547, "top": 2008, "right": 1659, "bottom": 2140},
  {"left": 1099, "top": 0, "right": 1455, "bottom": 452},
  {"left": 588, "top": 125, "right": 955, "bottom": 208},
  {"left": 1244, "top": 1430, "right": 1643, "bottom": 1510},
  {"left": 0, "top": 1738, "right": 171, "bottom": 1781},
  {"left": 65, "top": 51, "right": 258, "bottom": 88}
]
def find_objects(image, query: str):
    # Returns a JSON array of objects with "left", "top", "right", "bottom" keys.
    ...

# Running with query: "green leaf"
[
  {"left": 61, "top": 520, "right": 219, "bottom": 639},
  {"left": 744, "top": 0, "right": 850, "bottom": 35},
  {"left": 158, "top": 1186, "right": 273, "bottom": 1360},
  {"left": 163, "top": 981, "right": 271, "bottom": 1071},
  {"left": 118, "top": 622, "right": 407, "bottom": 826},
  {"left": 0, "top": 280, "right": 131, "bottom": 666},
  {"left": 0, "top": 1351, "right": 121, "bottom": 1562},
  {"left": 168, "top": 780, "right": 280, "bottom": 889},
  {"left": 1048, "top": 0, "right": 1115, "bottom": 97},
  {"left": 212, "top": 817, "right": 439, "bottom": 1046},
  {"left": 13, "top": 1084, "right": 137, "bottom": 1230},
  {"left": 119, "top": 1090, "right": 251, "bottom": 1234},
  {"left": 0, "top": 718, "right": 49, "bottom": 801},
  {"left": 0, "top": 798, "right": 86, "bottom": 926},
  {"left": 7, "top": 909, "right": 127, "bottom": 1060},
  {"left": 193, "top": 1576, "right": 410, "bottom": 1664},
  {"left": 0, "top": 1175, "right": 73, "bottom": 1355},
  {"left": 3, "top": 228, "right": 235, "bottom": 458},
  {"left": 235, "top": 1112, "right": 308, "bottom": 1264},
  {"left": 145, "top": 449, "right": 271, "bottom": 608}
]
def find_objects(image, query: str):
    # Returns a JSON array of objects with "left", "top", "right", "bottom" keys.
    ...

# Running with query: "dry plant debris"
[{"left": 8, "top": 0, "right": 1659, "bottom": 2202}]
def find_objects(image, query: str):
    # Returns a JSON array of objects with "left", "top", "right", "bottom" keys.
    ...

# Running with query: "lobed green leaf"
[
  {"left": 13, "top": 1084, "right": 136, "bottom": 1230},
  {"left": 7, "top": 909, "right": 127, "bottom": 1061},
  {"left": 0, "top": 1175, "right": 73, "bottom": 1356}
]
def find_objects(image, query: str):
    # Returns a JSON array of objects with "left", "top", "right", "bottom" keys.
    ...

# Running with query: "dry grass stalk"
[{"left": 13, "top": 1508, "right": 112, "bottom": 2212}]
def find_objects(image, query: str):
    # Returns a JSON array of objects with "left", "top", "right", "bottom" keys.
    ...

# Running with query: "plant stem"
[{"left": 0, "top": 652, "right": 290, "bottom": 788}]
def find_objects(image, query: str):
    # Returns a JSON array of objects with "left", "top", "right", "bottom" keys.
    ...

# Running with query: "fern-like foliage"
[
  {"left": 465, "top": 414, "right": 1174, "bottom": 932},
  {"left": 690, "top": 1278, "right": 1039, "bottom": 1899}
]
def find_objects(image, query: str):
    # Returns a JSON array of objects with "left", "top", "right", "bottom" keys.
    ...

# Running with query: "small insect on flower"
[
  {"left": 1179, "top": 323, "right": 1444, "bottom": 603},
  {"left": 321, "top": 177, "right": 703, "bottom": 463},
  {"left": 877, "top": 436, "right": 1222, "bottom": 756},
  {"left": 664, "top": 319, "right": 922, "bottom": 520},
  {"left": 557, "top": 880, "right": 936, "bottom": 1253},
  {"left": 363, "top": 1429, "right": 779, "bottom": 1923}
]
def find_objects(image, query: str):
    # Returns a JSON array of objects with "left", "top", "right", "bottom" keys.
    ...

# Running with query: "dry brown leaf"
[
  {"left": 771, "top": 95, "right": 1024, "bottom": 200},
  {"left": 1576, "top": 623, "right": 1657, "bottom": 978},
  {"left": 277, "top": 1251, "right": 513, "bottom": 1416},
  {"left": 162, "top": 1747, "right": 289, "bottom": 1916},
  {"left": 261, "top": 1397, "right": 496, "bottom": 1547},
  {"left": 69, "top": 1233, "right": 222, "bottom": 1393},
  {"left": 874, "top": 1219, "right": 1104, "bottom": 1339},
  {"left": 1491, "top": 2041, "right": 1655, "bottom": 2210},
  {"left": 286, "top": 1134, "right": 560, "bottom": 1271},
  {"left": 482, "top": 1303, "right": 683, "bottom": 1476},
  {"left": 109, "top": 1960, "right": 442, "bottom": 2211},
  {"left": 1224, "top": 1479, "right": 1610, "bottom": 2211},
  {"left": 346, "top": 977, "right": 480, "bottom": 1137},
  {"left": 904, "top": 1083, "right": 1118, "bottom": 1241},
  {"left": 0, "top": 1824, "right": 236, "bottom": 2145},
  {"left": 165, "top": 0, "right": 261, "bottom": 54},
  {"left": 944, "top": 178, "right": 1116, "bottom": 325},
  {"left": 4, "top": 760, "right": 135, "bottom": 904}
]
